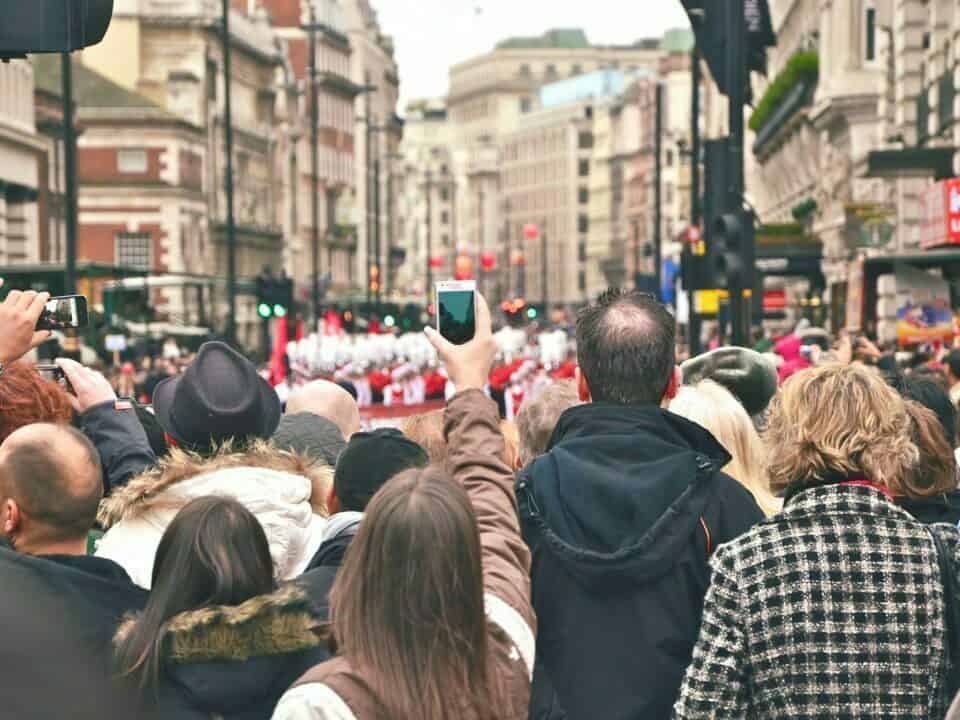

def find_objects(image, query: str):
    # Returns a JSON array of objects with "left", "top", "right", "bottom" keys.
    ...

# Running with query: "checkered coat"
[{"left": 673, "top": 483, "right": 960, "bottom": 719}]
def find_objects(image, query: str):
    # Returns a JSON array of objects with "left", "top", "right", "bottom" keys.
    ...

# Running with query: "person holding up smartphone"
[{"left": 0, "top": 280, "right": 52, "bottom": 372}]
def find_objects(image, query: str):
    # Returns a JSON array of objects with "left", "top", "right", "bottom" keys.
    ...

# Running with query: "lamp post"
[
  {"left": 424, "top": 169, "right": 433, "bottom": 299},
  {"left": 221, "top": 0, "right": 238, "bottom": 345}
]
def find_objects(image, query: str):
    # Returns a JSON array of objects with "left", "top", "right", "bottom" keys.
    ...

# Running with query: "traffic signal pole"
[
  {"left": 689, "top": 48, "right": 702, "bottom": 356},
  {"left": 222, "top": 0, "right": 238, "bottom": 347},
  {"left": 727, "top": 0, "right": 750, "bottom": 347},
  {"left": 309, "top": 8, "right": 321, "bottom": 330},
  {"left": 654, "top": 82, "right": 663, "bottom": 302},
  {"left": 61, "top": 52, "right": 77, "bottom": 296}
]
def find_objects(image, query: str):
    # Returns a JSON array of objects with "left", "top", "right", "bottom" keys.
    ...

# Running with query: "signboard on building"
[
  {"left": 920, "top": 178, "right": 960, "bottom": 248},
  {"left": 896, "top": 300, "right": 954, "bottom": 345}
]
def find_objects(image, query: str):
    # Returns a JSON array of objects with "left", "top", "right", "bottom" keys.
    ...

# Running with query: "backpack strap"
[{"left": 929, "top": 528, "right": 960, "bottom": 697}]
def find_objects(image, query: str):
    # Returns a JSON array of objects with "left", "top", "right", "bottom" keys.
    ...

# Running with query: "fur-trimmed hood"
[
  {"left": 98, "top": 441, "right": 331, "bottom": 528},
  {"left": 115, "top": 584, "right": 331, "bottom": 716},
  {"left": 95, "top": 442, "right": 330, "bottom": 589}
]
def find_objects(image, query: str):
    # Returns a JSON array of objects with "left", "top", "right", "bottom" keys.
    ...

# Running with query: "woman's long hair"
[
  {"left": 114, "top": 496, "right": 275, "bottom": 690},
  {"left": 329, "top": 466, "right": 513, "bottom": 720},
  {"left": 670, "top": 380, "right": 780, "bottom": 515}
]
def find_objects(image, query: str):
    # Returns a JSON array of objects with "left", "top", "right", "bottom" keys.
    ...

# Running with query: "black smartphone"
[
  {"left": 436, "top": 280, "right": 477, "bottom": 345},
  {"left": 35, "top": 363, "right": 73, "bottom": 394},
  {"left": 36, "top": 295, "right": 89, "bottom": 331}
]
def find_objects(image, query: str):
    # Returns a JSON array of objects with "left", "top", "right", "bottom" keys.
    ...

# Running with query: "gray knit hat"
[{"left": 272, "top": 412, "right": 346, "bottom": 467}]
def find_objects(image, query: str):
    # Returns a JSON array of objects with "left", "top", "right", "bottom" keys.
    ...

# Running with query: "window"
[
  {"left": 578, "top": 214, "right": 589, "bottom": 233},
  {"left": 441, "top": 211, "right": 449, "bottom": 225},
  {"left": 865, "top": 6, "right": 877, "bottom": 62},
  {"left": 578, "top": 159, "right": 590, "bottom": 177},
  {"left": 571, "top": 64, "right": 583, "bottom": 77},
  {"left": 206, "top": 58, "right": 217, "bottom": 101},
  {"left": 520, "top": 97, "right": 532, "bottom": 114},
  {"left": 545, "top": 64, "right": 558, "bottom": 79},
  {"left": 578, "top": 131, "right": 594, "bottom": 149},
  {"left": 578, "top": 187, "right": 589, "bottom": 204},
  {"left": 117, "top": 149, "right": 148, "bottom": 174},
  {"left": 665, "top": 149, "right": 674, "bottom": 167},
  {"left": 578, "top": 241, "right": 587, "bottom": 262},
  {"left": 440, "top": 187, "right": 450, "bottom": 202},
  {"left": 519, "top": 64, "right": 531, "bottom": 77},
  {"left": 578, "top": 270, "right": 587, "bottom": 292},
  {"left": 442, "top": 234, "right": 450, "bottom": 247},
  {"left": 116, "top": 232, "right": 152, "bottom": 270}
]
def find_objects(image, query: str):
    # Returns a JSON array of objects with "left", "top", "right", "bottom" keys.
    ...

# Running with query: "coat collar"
[{"left": 779, "top": 483, "right": 918, "bottom": 525}]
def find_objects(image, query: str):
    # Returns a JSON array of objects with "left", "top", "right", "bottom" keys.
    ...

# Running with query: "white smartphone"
[{"left": 436, "top": 280, "right": 477, "bottom": 345}]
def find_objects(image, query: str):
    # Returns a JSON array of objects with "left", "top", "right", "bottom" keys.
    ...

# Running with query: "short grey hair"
[{"left": 516, "top": 381, "right": 580, "bottom": 466}]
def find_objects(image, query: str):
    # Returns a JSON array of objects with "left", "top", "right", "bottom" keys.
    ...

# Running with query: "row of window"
[
  {"left": 516, "top": 61, "right": 644, "bottom": 80},
  {"left": 318, "top": 96, "right": 353, "bottom": 134},
  {"left": 503, "top": 129, "right": 568, "bottom": 162},
  {"left": 503, "top": 161, "right": 568, "bottom": 187}
]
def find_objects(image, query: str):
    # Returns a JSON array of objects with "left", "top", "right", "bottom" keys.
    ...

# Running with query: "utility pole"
[
  {"left": 308, "top": 6, "right": 321, "bottom": 329},
  {"left": 373, "top": 150, "right": 382, "bottom": 306},
  {"left": 541, "top": 218, "right": 549, "bottom": 314},
  {"left": 478, "top": 188, "right": 485, "bottom": 296},
  {"left": 222, "top": 0, "right": 238, "bottom": 346},
  {"left": 689, "top": 47, "right": 703, "bottom": 355},
  {"left": 61, "top": 52, "right": 77, "bottom": 296},
  {"left": 425, "top": 171, "right": 433, "bottom": 299},
  {"left": 654, "top": 82, "right": 664, "bottom": 302},
  {"left": 503, "top": 198, "right": 512, "bottom": 298},
  {"left": 385, "top": 157, "right": 393, "bottom": 298},
  {"left": 727, "top": 0, "right": 749, "bottom": 346},
  {"left": 632, "top": 219, "right": 640, "bottom": 290},
  {"left": 365, "top": 94, "right": 373, "bottom": 304}
]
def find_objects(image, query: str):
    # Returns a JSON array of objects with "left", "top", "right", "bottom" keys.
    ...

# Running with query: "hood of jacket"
[
  {"left": 518, "top": 402, "right": 730, "bottom": 591},
  {"left": 96, "top": 442, "right": 328, "bottom": 587},
  {"left": 115, "top": 584, "right": 327, "bottom": 715}
]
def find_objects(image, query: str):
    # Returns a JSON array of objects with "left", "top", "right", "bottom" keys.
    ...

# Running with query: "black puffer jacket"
[
  {"left": 517, "top": 403, "right": 763, "bottom": 720},
  {"left": 115, "top": 585, "right": 329, "bottom": 719}
]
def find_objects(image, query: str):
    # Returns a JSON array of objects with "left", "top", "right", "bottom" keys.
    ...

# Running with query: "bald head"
[
  {"left": 286, "top": 380, "right": 361, "bottom": 439},
  {"left": 0, "top": 424, "right": 102, "bottom": 548}
]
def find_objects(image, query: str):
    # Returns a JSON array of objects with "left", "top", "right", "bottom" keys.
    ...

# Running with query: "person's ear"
[
  {"left": 576, "top": 366, "right": 591, "bottom": 402},
  {"left": 2, "top": 498, "right": 21, "bottom": 537},
  {"left": 326, "top": 485, "right": 341, "bottom": 515},
  {"left": 661, "top": 366, "right": 682, "bottom": 406}
]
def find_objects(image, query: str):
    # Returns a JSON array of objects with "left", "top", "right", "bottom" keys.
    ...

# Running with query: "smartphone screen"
[
  {"left": 437, "top": 284, "right": 476, "bottom": 345},
  {"left": 36, "top": 295, "right": 89, "bottom": 331}
]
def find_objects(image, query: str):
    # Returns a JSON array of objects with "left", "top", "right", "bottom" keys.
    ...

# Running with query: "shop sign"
[{"left": 920, "top": 178, "right": 960, "bottom": 248}]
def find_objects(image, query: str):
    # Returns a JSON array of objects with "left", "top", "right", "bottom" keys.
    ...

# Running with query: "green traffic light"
[
  {"left": 526, "top": 307, "right": 538, "bottom": 319},
  {"left": 384, "top": 315, "right": 396, "bottom": 328},
  {"left": 274, "top": 304, "right": 288, "bottom": 318},
  {"left": 258, "top": 303, "right": 273, "bottom": 319}
]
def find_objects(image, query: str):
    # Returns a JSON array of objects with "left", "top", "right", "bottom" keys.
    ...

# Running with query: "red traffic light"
[{"left": 523, "top": 223, "right": 540, "bottom": 241}]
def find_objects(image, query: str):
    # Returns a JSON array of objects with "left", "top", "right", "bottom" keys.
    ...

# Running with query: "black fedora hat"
[{"left": 153, "top": 341, "right": 281, "bottom": 451}]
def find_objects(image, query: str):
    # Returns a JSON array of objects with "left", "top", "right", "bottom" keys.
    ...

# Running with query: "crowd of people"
[{"left": 3, "top": 278, "right": 960, "bottom": 719}]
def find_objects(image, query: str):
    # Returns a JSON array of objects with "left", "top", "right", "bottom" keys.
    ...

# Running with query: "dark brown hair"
[
  {"left": 902, "top": 400, "right": 958, "bottom": 499},
  {"left": 114, "top": 496, "right": 275, "bottom": 691},
  {"left": 329, "top": 466, "right": 515, "bottom": 720}
]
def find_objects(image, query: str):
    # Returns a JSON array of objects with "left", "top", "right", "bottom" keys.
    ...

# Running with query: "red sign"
[
  {"left": 480, "top": 251, "right": 497, "bottom": 271},
  {"left": 523, "top": 223, "right": 540, "bottom": 240},
  {"left": 429, "top": 255, "right": 445, "bottom": 269},
  {"left": 762, "top": 289, "right": 787, "bottom": 312},
  {"left": 921, "top": 178, "right": 960, "bottom": 248}
]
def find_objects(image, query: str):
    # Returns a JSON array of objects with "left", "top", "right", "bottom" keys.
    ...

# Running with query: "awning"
[
  {"left": 864, "top": 249, "right": 960, "bottom": 274},
  {"left": 864, "top": 147, "right": 955, "bottom": 181}
]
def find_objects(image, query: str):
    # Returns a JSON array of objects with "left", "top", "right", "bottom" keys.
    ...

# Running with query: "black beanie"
[
  {"left": 334, "top": 428, "right": 429, "bottom": 512},
  {"left": 681, "top": 347, "right": 778, "bottom": 418}
]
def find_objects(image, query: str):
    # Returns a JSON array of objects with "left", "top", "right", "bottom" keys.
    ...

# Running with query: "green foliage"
[
  {"left": 791, "top": 198, "right": 818, "bottom": 222},
  {"left": 757, "top": 222, "right": 804, "bottom": 237},
  {"left": 749, "top": 52, "right": 820, "bottom": 133}
]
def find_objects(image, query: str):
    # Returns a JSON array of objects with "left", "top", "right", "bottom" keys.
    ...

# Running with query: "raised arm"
[{"left": 426, "top": 295, "right": 535, "bottom": 641}]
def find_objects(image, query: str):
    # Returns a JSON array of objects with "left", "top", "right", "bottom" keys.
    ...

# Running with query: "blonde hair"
[
  {"left": 670, "top": 380, "right": 781, "bottom": 516},
  {"left": 766, "top": 363, "right": 919, "bottom": 496}
]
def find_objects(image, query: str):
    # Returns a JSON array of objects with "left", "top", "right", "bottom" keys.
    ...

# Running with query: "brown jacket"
[{"left": 272, "top": 389, "right": 536, "bottom": 719}]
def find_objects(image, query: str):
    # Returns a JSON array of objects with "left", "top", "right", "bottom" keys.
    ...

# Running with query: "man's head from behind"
[
  {"left": 575, "top": 289, "right": 678, "bottom": 405},
  {"left": 0, "top": 424, "right": 102, "bottom": 555},
  {"left": 286, "top": 380, "right": 361, "bottom": 439},
  {"left": 945, "top": 350, "right": 960, "bottom": 387},
  {"left": 330, "top": 429, "right": 429, "bottom": 514}
]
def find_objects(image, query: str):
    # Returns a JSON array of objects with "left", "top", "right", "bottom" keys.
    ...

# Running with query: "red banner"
[{"left": 921, "top": 178, "right": 960, "bottom": 248}]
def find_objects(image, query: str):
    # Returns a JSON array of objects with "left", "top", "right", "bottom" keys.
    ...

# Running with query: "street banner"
[{"left": 920, "top": 178, "right": 960, "bottom": 248}]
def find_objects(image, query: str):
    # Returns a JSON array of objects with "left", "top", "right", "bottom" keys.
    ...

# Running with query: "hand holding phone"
[
  {"left": 0, "top": 282, "right": 52, "bottom": 364},
  {"left": 425, "top": 288, "right": 496, "bottom": 393},
  {"left": 36, "top": 295, "right": 89, "bottom": 331},
  {"left": 435, "top": 280, "right": 477, "bottom": 346}
]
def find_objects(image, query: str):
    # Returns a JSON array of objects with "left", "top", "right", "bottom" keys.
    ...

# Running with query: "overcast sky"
[{"left": 372, "top": 0, "right": 692, "bottom": 110}]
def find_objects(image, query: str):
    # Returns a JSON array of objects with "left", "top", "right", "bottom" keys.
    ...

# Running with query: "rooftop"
[
  {"left": 32, "top": 56, "right": 161, "bottom": 110},
  {"left": 496, "top": 28, "right": 661, "bottom": 52}
]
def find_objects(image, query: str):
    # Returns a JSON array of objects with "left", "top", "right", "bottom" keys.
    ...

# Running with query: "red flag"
[{"left": 269, "top": 315, "right": 289, "bottom": 386}]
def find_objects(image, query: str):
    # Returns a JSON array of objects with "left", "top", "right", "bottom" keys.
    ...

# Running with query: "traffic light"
[
  {"left": 713, "top": 209, "right": 755, "bottom": 292},
  {"left": 1, "top": 0, "right": 114, "bottom": 57},
  {"left": 255, "top": 273, "right": 294, "bottom": 320}
]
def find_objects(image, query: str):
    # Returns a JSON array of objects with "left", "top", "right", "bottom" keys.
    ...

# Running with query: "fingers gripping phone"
[
  {"left": 36, "top": 295, "right": 88, "bottom": 331},
  {"left": 35, "top": 363, "right": 74, "bottom": 394},
  {"left": 436, "top": 281, "right": 477, "bottom": 346}
]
